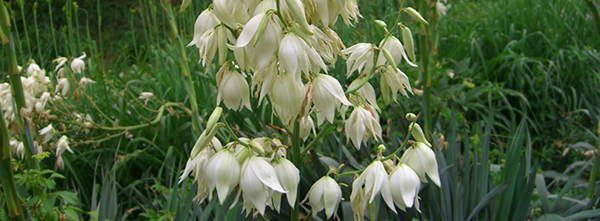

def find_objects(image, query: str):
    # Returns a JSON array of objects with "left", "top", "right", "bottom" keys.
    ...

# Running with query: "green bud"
[
  {"left": 403, "top": 7, "right": 428, "bottom": 25},
  {"left": 401, "top": 26, "right": 416, "bottom": 64},
  {"left": 374, "top": 20, "right": 387, "bottom": 29},
  {"left": 409, "top": 122, "right": 431, "bottom": 147},
  {"left": 405, "top": 113, "right": 417, "bottom": 122},
  {"left": 206, "top": 107, "right": 223, "bottom": 132}
]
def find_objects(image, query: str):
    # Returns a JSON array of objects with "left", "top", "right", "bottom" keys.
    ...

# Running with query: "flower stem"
[
  {"left": 162, "top": 1, "right": 201, "bottom": 136},
  {"left": 290, "top": 119, "right": 301, "bottom": 221}
]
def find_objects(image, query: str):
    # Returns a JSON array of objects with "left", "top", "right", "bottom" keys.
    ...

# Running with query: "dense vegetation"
[{"left": 1, "top": 0, "right": 599, "bottom": 220}]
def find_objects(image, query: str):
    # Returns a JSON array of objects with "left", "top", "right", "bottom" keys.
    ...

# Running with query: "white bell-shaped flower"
[
  {"left": 279, "top": 0, "right": 311, "bottom": 33},
  {"left": 213, "top": 0, "right": 250, "bottom": 28},
  {"left": 71, "top": 53, "right": 86, "bottom": 74},
  {"left": 377, "top": 35, "right": 416, "bottom": 67},
  {"left": 307, "top": 26, "right": 344, "bottom": 64},
  {"left": 344, "top": 105, "right": 382, "bottom": 149},
  {"left": 306, "top": 176, "right": 342, "bottom": 219},
  {"left": 56, "top": 78, "right": 70, "bottom": 96},
  {"left": 348, "top": 79, "right": 379, "bottom": 111},
  {"left": 342, "top": 43, "right": 375, "bottom": 77},
  {"left": 235, "top": 12, "right": 282, "bottom": 71},
  {"left": 389, "top": 163, "right": 421, "bottom": 210},
  {"left": 350, "top": 160, "right": 395, "bottom": 215},
  {"left": 56, "top": 135, "right": 74, "bottom": 157},
  {"left": 312, "top": 74, "right": 352, "bottom": 125},
  {"left": 401, "top": 142, "right": 441, "bottom": 187},
  {"left": 380, "top": 65, "right": 412, "bottom": 102},
  {"left": 240, "top": 156, "right": 286, "bottom": 215},
  {"left": 205, "top": 149, "right": 241, "bottom": 204},
  {"left": 269, "top": 73, "right": 305, "bottom": 126},
  {"left": 188, "top": 9, "right": 220, "bottom": 48},
  {"left": 340, "top": 0, "right": 361, "bottom": 24},
  {"left": 278, "top": 33, "right": 327, "bottom": 79},
  {"left": 299, "top": 115, "right": 315, "bottom": 140},
  {"left": 272, "top": 158, "right": 300, "bottom": 209},
  {"left": 216, "top": 67, "right": 252, "bottom": 111}
]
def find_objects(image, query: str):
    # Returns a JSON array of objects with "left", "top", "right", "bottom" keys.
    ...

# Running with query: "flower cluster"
[
  {"left": 184, "top": 0, "right": 438, "bottom": 219},
  {"left": 179, "top": 108, "right": 301, "bottom": 216},
  {"left": 2, "top": 54, "right": 93, "bottom": 169}
]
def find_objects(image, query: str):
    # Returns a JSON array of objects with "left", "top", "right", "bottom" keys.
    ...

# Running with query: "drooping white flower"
[
  {"left": 340, "top": 0, "right": 361, "bottom": 24},
  {"left": 278, "top": 33, "right": 327, "bottom": 79},
  {"left": 192, "top": 25, "right": 233, "bottom": 67},
  {"left": 79, "top": 77, "right": 96, "bottom": 87},
  {"left": 348, "top": 79, "right": 379, "bottom": 111},
  {"left": 34, "top": 92, "right": 51, "bottom": 113},
  {"left": 26, "top": 63, "right": 42, "bottom": 75},
  {"left": 380, "top": 65, "right": 412, "bottom": 102},
  {"left": 344, "top": 106, "right": 382, "bottom": 149},
  {"left": 9, "top": 139, "right": 24, "bottom": 159},
  {"left": 401, "top": 142, "right": 441, "bottom": 187},
  {"left": 235, "top": 12, "right": 282, "bottom": 70},
  {"left": 71, "top": 53, "right": 86, "bottom": 74},
  {"left": 269, "top": 73, "right": 305, "bottom": 126},
  {"left": 312, "top": 74, "right": 352, "bottom": 125},
  {"left": 56, "top": 78, "right": 70, "bottom": 96},
  {"left": 377, "top": 35, "right": 416, "bottom": 67},
  {"left": 216, "top": 67, "right": 251, "bottom": 111},
  {"left": 240, "top": 156, "right": 286, "bottom": 215},
  {"left": 299, "top": 115, "right": 315, "bottom": 140},
  {"left": 389, "top": 163, "right": 421, "bottom": 210},
  {"left": 188, "top": 9, "right": 220, "bottom": 47},
  {"left": 342, "top": 43, "right": 375, "bottom": 77},
  {"left": 307, "top": 26, "right": 344, "bottom": 64},
  {"left": 213, "top": 0, "right": 250, "bottom": 28},
  {"left": 306, "top": 176, "right": 342, "bottom": 219},
  {"left": 138, "top": 92, "right": 154, "bottom": 104},
  {"left": 436, "top": 1, "right": 448, "bottom": 16},
  {"left": 350, "top": 161, "right": 395, "bottom": 217},
  {"left": 56, "top": 135, "right": 74, "bottom": 157},
  {"left": 279, "top": 0, "right": 311, "bottom": 33},
  {"left": 205, "top": 149, "right": 241, "bottom": 204},
  {"left": 272, "top": 158, "right": 300, "bottom": 210},
  {"left": 39, "top": 124, "right": 56, "bottom": 144},
  {"left": 179, "top": 137, "right": 221, "bottom": 183},
  {"left": 251, "top": 61, "right": 277, "bottom": 103}
]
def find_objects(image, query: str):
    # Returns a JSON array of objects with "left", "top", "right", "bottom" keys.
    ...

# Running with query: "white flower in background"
[
  {"left": 278, "top": 33, "right": 327, "bottom": 79},
  {"left": 377, "top": 35, "right": 416, "bottom": 67},
  {"left": 138, "top": 92, "right": 154, "bottom": 104},
  {"left": 188, "top": 9, "right": 220, "bottom": 48},
  {"left": 380, "top": 65, "right": 412, "bottom": 102},
  {"left": 272, "top": 158, "right": 300, "bottom": 210},
  {"left": 79, "top": 77, "right": 96, "bottom": 87},
  {"left": 389, "top": 163, "right": 421, "bottom": 210},
  {"left": 216, "top": 67, "right": 251, "bottom": 111},
  {"left": 240, "top": 156, "right": 286, "bottom": 215},
  {"left": 306, "top": 176, "right": 342, "bottom": 219},
  {"left": 401, "top": 142, "right": 441, "bottom": 187},
  {"left": 342, "top": 43, "right": 375, "bottom": 77},
  {"left": 71, "top": 53, "right": 86, "bottom": 74},
  {"left": 34, "top": 92, "right": 51, "bottom": 113},
  {"left": 312, "top": 74, "right": 352, "bottom": 125},
  {"left": 350, "top": 160, "right": 395, "bottom": 216},
  {"left": 56, "top": 78, "right": 70, "bottom": 96},
  {"left": 269, "top": 73, "right": 305, "bottom": 126},
  {"left": 26, "top": 63, "right": 42, "bottom": 75},
  {"left": 38, "top": 124, "right": 56, "bottom": 144},
  {"left": 56, "top": 135, "right": 74, "bottom": 157},
  {"left": 344, "top": 106, "right": 382, "bottom": 149},
  {"left": 205, "top": 149, "right": 241, "bottom": 204},
  {"left": 436, "top": 1, "right": 448, "bottom": 16},
  {"left": 10, "top": 139, "right": 24, "bottom": 159}
]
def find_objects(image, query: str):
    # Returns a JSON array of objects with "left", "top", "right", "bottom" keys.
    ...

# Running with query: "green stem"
[
  {"left": 290, "top": 119, "right": 301, "bottom": 221},
  {"left": 0, "top": 104, "right": 24, "bottom": 220},
  {"left": 2, "top": 4, "right": 38, "bottom": 169},
  {"left": 162, "top": 1, "right": 201, "bottom": 136}
]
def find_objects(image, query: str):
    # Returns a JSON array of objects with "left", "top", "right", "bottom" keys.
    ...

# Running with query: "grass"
[{"left": 1, "top": 0, "right": 599, "bottom": 220}]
